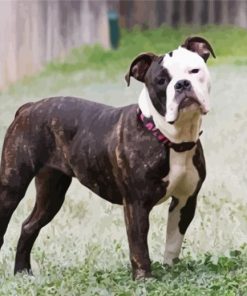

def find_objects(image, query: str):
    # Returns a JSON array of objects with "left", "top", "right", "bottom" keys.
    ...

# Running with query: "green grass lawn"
[
  {"left": 0, "top": 26, "right": 247, "bottom": 295},
  {"left": 45, "top": 25, "right": 247, "bottom": 74},
  {"left": 1, "top": 249, "right": 247, "bottom": 295}
]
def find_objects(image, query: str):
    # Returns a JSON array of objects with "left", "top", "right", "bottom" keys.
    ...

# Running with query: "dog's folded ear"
[
  {"left": 182, "top": 36, "right": 216, "bottom": 62},
  {"left": 125, "top": 52, "right": 157, "bottom": 86}
]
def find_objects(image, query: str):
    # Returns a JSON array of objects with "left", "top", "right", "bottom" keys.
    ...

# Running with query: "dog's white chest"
[{"left": 158, "top": 148, "right": 199, "bottom": 204}]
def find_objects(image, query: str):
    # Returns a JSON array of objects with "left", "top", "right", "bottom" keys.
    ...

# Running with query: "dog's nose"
[{"left": 174, "top": 80, "right": 192, "bottom": 92}]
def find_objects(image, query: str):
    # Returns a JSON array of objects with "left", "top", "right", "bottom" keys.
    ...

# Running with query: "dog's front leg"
[
  {"left": 123, "top": 198, "right": 152, "bottom": 280},
  {"left": 164, "top": 194, "right": 197, "bottom": 266}
]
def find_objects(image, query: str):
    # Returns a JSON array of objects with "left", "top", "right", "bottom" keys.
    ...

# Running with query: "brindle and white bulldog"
[{"left": 0, "top": 37, "right": 215, "bottom": 280}]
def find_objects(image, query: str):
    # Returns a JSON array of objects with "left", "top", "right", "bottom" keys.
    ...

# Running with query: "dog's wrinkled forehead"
[{"left": 162, "top": 47, "right": 206, "bottom": 76}]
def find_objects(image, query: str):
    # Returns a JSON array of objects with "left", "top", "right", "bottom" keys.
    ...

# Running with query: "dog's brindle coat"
[{"left": 0, "top": 37, "right": 215, "bottom": 279}]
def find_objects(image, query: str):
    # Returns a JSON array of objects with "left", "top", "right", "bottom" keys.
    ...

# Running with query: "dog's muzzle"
[
  {"left": 165, "top": 78, "right": 210, "bottom": 124},
  {"left": 175, "top": 80, "right": 207, "bottom": 114}
]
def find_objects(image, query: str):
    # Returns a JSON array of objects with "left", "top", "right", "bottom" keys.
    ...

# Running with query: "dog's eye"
[
  {"left": 190, "top": 69, "right": 200, "bottom": 74},
  {"left": 158, "top": 78, "right": 165, "bottom": 85}
]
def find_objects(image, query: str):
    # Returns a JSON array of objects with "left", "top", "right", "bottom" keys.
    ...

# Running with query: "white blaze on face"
[{"left": 163, "top": 47, "right": 211, "bottom": 123}]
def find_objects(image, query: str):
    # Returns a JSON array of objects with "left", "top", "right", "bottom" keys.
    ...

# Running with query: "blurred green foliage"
[
  {"left": 46, "top": 25, "right": 247, "bottom": 76},
  {"left": 3, "top": 25, "right": 247, "bottom": 95}
]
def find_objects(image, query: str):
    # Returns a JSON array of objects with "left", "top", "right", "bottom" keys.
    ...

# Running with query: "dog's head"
[{"left": 125, "top": 37, "right": 215, "bottom": 124}]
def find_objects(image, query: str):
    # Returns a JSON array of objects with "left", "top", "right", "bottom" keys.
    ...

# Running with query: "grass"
[
  {"left": 1, "top": 248, "right": 247, "bottom": 296},
  {"left": 45, "top": 25, "right": 247, "bottom": 75},
  {"left": 0, "top": 26, "right": 247, "bottom": 295},
  {"left": 3, "top": 24, "right": 247, "bottom": 96}
]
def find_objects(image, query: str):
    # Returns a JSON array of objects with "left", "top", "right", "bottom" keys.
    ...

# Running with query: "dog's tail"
[{"left": 14, "top": 102, "right": 33, "bottom": 118}]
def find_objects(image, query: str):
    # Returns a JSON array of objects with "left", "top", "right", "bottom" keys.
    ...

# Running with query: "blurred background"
[
  {"left": 0, "top": 1, "right": 247, "bottom": 295},
  {"left": 0, "top": 0, "right": 247, "bottom": 89}
]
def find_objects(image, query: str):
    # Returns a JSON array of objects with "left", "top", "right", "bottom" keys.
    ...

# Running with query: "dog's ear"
[
  {"left": 182, "top": 36, "right": 216, "bottom": 62},
  {"left": 125, "top": 52, "right": 157, "bottom": 86}
]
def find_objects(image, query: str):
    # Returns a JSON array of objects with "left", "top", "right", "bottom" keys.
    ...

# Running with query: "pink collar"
[{"left": 137, "top": 108, "right": 199, "bottom": 152}]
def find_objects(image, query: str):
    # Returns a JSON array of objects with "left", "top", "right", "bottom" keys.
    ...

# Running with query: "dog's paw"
[
  {"left": 133, "top": 268, "right": 153, "bottom": 281},
  {"left": 163, "top": 256, "right": 180, "bottom": 267}
]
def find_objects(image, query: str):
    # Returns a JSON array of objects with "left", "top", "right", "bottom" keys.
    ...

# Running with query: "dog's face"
[{"left": 125, "top": 37, "right": 215, "bottom": 124}]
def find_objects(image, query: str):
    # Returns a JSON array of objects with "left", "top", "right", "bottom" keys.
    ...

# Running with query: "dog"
[{"left": 0, "top": 36, "right": 215, "bottom": 280}]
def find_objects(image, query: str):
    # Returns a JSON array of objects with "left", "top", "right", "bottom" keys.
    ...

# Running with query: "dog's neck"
[{"left": 138, "top": 86, "right": 202, "bottom": 144}]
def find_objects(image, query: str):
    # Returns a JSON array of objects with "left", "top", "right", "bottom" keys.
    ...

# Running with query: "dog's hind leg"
[
  {"left": 0, "top": 178, "right": 32, "bottom": 250},
  {"left": 0, "top": 148, "right": 35, "bottom": 250},
  {"left": 0, "top": 107, "right": 40, "bottom": 250},
  {"left": 14, "top": 167, "right": 71, "bottom": 274}
]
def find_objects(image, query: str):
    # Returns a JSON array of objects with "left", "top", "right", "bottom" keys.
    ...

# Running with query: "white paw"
[{"left": 164, "top": 252, "right": 179, "bottom": 266}]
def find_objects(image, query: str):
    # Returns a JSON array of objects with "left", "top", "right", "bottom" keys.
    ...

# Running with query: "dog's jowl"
[{"left": 0, "top": 37, "right": 215, "bottom": 280}]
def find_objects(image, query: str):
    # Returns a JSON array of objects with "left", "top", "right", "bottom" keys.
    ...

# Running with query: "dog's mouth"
[
  {"left": 177, "top": 91, "right": 198, "bottom": 108},
  {"left": 179, "top": 96, "right": 200, "bottom": 109},
  {"left": 166, "top": 91, "right": 208, "bottom": 124},
  {"left": 177, "top": 90, "right": 208, "bottom": 114}
]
